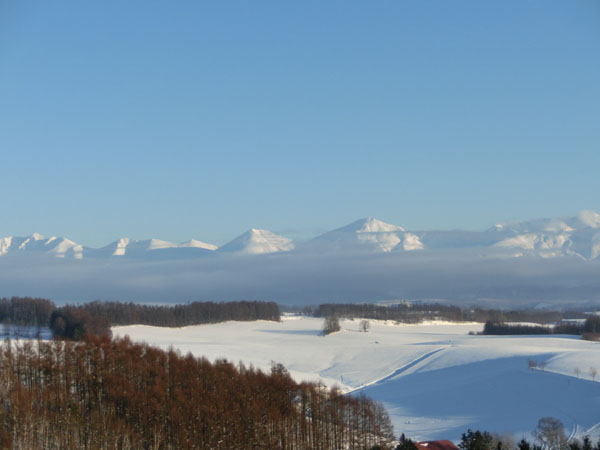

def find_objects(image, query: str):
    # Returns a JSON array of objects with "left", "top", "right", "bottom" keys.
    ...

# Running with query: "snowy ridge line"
[
  {"left": 345, "top": 346, "right": 447, "bottom": 395},
  {"left": 531, "top": 365, "right": 600, "bottom": 384},
  {"left": 3, "top": 209, "right": 600, "bottom": 259}
]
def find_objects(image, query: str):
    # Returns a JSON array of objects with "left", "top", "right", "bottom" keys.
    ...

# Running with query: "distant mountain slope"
[
  {"left": 412, "top": 210, "right": 600, "bottom": 260},
  {"left": 88, "top": 238, "right": 217, "bottom": 259},
  {"left": 312, "top": 217, "right": 423, "bottom": 252},
  {"left": 0, "top": 234, "right": 217, "bottom": 260},
  {"left": 489, "top": 210, "right": 600, "bottom": 259},
  {"left": 218, "top": 229, "right": 294, "bottom": 254}
]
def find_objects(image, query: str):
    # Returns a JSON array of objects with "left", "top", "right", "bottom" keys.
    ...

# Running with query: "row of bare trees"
[
  {"left": 0, "top": 336, "right": 395, "bottom": 449},
  {"left": 78, "top": 300, "right": 281, "bottom": 327},
  {"left": 312, "top": 303, "right": 589, "bottom": 325}
]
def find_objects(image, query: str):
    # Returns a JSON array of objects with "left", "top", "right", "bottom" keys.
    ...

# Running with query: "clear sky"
[{"left": 1, "top": 1, "right": 599, "bottom": 247}]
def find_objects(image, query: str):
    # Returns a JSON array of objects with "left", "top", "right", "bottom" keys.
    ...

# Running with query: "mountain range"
[{"left": 2, "top": 210, "right": 600, "bottom": 260}]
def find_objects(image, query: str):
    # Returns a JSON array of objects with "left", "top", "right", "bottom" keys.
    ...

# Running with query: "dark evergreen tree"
[
  {"left": 518, "top": 438, "right": 532, "bottom": 450},
  {"left": 395, "top": 433, "right": 418, "bottom": 450},
  {"left": 582, "top": 436, "right": 593, "bottom": 450},
  {"left": 459, "top": 429, "right": 495, "bottom": 450}
]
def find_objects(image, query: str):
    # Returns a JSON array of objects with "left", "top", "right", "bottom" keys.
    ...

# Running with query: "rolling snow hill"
[{"left": 113, "top": 316, "right": 600, "bottom": 443}]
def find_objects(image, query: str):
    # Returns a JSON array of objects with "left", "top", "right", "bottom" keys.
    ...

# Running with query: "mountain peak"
[
  {"left": 219, "top": 229, "right": 294, "bottom": 254},
  {"left": 338, "top": 217, "right": 405, "bottom": 234},
  {"left": 313, "top": 217, "right": 417, "bottom": 252}
]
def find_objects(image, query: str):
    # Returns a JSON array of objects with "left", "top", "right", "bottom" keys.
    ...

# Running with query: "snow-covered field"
[{"left": 113, "top": 316, "right": 600, "bottom": 442}]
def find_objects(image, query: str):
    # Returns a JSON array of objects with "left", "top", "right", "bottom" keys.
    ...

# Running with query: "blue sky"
[{"left": 1, "top": 1, "right": 599, "bottom": 247}]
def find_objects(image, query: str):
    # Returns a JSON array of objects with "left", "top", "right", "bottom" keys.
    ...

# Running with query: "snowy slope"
[
  {"left": 113, "top": 317, "right": 600, "bottom": 443},
  {"left": 312, "top": 217, "right": 424, "bottom": 252},
  {"left": 217, "top": 229, "right": 294, "bottom": 254}
]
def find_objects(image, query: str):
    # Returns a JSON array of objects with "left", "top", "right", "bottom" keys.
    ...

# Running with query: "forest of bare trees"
[
  {"left": 0, "top": 336, "right": 395, "bottom": 450},
  {"left": 78, "top": 300, "right": 281, "bottom": 327}
]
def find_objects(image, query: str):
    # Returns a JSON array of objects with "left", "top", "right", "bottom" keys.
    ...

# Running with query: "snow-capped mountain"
[
  {"left": 0, "top": 234, "right": 217, "bottom": 260},
  {"left": 487, "top": 210, "right": 600, "bottom": 259},
  {"left": 0, "top": 233, "right": 83, "bottom": 258},
  {"left": 2, "top": 210, "right": 600, "bottom": 261},
  {"left": 311, "top": 217, "right": 424, "bottom": 252},
  {"left": 218, "top": 229, "right": 294, "bottom": 255},
  {"left": 88, "top": 238, "right": 217, "bottom": 259},
  {"left": 409, "top": 210, "right": 600, "bottom": 260}
]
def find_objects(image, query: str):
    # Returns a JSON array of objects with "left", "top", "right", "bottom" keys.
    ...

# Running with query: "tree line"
[
  {"left": 78, "top": 300, "right": 281, "bottom": 327},
  {"left": 311, "top": 303, "right": 588, "bottom": 326},
  {"left": 0, "top": 335, "right": 395, "bottom": 450},
  {"left": 0, "top": 297, "right": 281, "bottom": 340},
  {"left": 481, "top": 316, "right": 600, "bottom": 339}
]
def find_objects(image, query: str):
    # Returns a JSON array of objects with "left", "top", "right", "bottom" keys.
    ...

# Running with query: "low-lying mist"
[{"left": 1, "top": 250, "right": 599, "bottom": 308}]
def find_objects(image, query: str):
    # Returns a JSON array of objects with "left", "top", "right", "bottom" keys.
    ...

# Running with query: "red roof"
[{"left": 416, "top": 440, "right": 459, "bottom": 450}]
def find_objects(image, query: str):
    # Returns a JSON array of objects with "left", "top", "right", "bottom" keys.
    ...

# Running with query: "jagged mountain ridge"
[
  {"left": 0, "top": 233, "right": 84, "bottom": 259},
  {"left": 2, "top": 210, "right": 600, "bottom": 260}
]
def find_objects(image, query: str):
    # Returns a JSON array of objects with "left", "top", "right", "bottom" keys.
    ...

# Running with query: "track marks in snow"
[{"left": 347, "top": 347, "right": 447, "bottom": 394}]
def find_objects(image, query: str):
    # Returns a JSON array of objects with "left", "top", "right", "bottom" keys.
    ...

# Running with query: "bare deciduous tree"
[
  {"left": 589, "top": 367, "right": 597, "bottom": 381},
  {"left": 528, "top": 359, "right": 537, "bottom": 370},
  {"left": 535, "top": 417, "right": 569, "bottom": 450},
  {"left": 359, "top": 319, "right": 370, "bottom": 332},
  {"left": 322, "top": 316, "right": 341, "bottom": 335}
]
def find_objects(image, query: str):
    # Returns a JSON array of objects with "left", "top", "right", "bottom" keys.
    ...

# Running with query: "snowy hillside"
[
  {"left": 311, "top": 217, "right": 424, "bottom": 252},
  {"left": 114, "top": 316, "right": 600, "bottom": 443},
  {"left": 217, "top": 229, "right": 294, "bottom": 254}
]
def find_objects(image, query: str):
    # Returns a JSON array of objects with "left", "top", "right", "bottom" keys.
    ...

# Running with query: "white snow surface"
[{"left": 113, "top": 317, "right": 600, "bottom": 443}]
